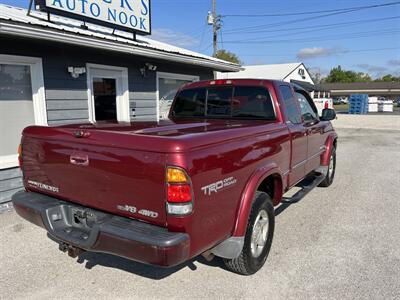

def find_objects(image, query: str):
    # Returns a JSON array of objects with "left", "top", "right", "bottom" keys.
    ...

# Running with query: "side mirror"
[{"left": 321, "top": 108, "right": 336, "bottom": 121}]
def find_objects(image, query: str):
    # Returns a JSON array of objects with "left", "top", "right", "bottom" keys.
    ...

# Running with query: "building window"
[
  {"left": 0, "top": 55, "right": 46, "bottom": 170},
  {"left": 157, "top": 72, "right": 199, "bottom": 119}
]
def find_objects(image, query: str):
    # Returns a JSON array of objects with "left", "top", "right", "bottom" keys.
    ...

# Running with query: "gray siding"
[
  {"left": 0, "top": 168, "right": 23, "bottom": 204},
  {"left": 130, "top": 91, "right": 157, "bottom": 118},
  {"left": 46, "top": 89, "right": 90, "bottom": 125}
]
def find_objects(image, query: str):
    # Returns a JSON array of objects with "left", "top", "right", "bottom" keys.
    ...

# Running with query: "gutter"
[{"left": 0, "top": 21, "right": 241, "bottom": 72}]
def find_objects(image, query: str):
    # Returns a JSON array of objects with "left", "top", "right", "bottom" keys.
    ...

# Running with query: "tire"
[
  {"left": 319, "top": 146, "right": 336, "bottom": 187},
  {"left": 223, "top": 191, "right": 275, "bottom": 275}
]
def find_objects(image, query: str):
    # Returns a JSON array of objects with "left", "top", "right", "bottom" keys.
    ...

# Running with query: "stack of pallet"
[
  {"left": 348, "top": 94, "right": 368, "bottom": 114},
  {"left": 368, "top": 97, "right": 379, "bottom": 113}
]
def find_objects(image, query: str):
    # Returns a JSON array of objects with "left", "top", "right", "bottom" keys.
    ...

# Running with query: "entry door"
[{"left": 87, "top": 64, "right": 130, "bottom": 122}]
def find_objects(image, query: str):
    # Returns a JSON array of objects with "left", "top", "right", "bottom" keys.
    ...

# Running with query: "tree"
[
  {"left": 215, "top": 50, "right": 242, "bottom": 64},
  {"left": 375, "top": 74, "right": 400, "bottom": 82},
  {"left": 324, "top": 65, "right": 372, "bottom": 83}
]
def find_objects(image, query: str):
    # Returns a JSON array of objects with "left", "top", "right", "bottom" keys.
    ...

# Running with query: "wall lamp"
[
  {"left": 68, "top": 67, "right": 86, "bottom": 79},
  {"left": 140, "top": 63, "right": 158, "bottom": 77}
]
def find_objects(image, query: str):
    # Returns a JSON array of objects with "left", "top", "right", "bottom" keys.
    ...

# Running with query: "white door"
[
  {"left": 87, "top": 64, "right": 130, "bottom": 122},
  {"left": 0, "top": 55, "right": 46, "bottom": 169}
]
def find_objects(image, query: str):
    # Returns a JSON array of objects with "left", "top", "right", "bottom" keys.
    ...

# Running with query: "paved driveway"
[{"left": 1, "top": 128, "right": 399, "bottom": 299}]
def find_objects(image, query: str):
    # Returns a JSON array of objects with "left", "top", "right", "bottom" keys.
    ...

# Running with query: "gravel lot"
[{"left": 1, "top": 126, "right": 400, "bottom": 300}]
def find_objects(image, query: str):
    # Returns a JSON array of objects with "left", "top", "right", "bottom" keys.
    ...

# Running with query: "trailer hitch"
[{"left": 59, "top": 242, "right": 85, "bottom": 258}]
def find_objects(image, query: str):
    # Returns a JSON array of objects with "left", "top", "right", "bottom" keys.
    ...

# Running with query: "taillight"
[
  {"left": 324, "top": 101, "right": 329, "bottom": 109},
  {"left": 166, "top": 167, "right": 193, "bottom": 215},
  {"left": 209, "top": 79, "right": 233, "bottom": 85},
  {"left": 18, "top": 144, "right": 23, "bottom": 169}
]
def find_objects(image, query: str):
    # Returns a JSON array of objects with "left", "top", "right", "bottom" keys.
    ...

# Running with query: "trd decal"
[{"left": 201, "top": 177, "right": 237, "bottom": 196}]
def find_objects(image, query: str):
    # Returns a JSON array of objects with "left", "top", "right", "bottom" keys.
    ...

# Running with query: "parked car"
[
  {"left": 333, "top": 97, "right": 347, "bottom": 105},
  {"left": 13, "top": 79, "right": 337, "bottom": 275}
]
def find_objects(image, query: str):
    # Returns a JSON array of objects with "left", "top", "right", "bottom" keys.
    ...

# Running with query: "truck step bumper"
[{"left": 12, "top": 191, "right": 190, "bottom": 267}]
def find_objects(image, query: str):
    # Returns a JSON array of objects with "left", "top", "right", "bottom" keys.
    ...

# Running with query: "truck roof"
[{"left": 181, "top": 79, "right": 283, "bottom": 90}]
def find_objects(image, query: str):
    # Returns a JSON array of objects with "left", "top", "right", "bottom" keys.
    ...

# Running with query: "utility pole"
[
  {"left": 212, "top": 0, "right": 217, "bottom": 57},
  {"left": 208, "top": 0, "right": 221, "bottom": 57}
]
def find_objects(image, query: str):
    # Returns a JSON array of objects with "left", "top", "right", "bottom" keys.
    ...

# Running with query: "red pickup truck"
[{"left": 13, "top": 79, "right": 337, "bottom": 275}]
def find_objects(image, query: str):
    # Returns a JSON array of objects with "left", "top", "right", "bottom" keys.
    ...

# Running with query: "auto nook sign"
[{"left": 35, "top": 0, "right": 151, "bottom": 35}]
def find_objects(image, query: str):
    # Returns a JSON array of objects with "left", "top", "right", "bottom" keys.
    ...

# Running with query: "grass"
[{"left": 333, "top": 104, "right": 349, "bottom": 112}]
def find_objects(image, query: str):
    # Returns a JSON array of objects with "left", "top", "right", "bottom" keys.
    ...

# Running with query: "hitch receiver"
[{"left": 59, "top": 242, "right": 85, "bottom": 258}]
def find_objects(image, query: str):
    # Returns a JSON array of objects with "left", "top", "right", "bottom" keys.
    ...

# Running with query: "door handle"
[{"left": 70, "top": 154, "right": 89, "bottom": 166}]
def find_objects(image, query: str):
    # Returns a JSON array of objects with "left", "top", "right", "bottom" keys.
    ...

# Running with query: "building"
[
  {"left": 0, "top": 4, "right": 240, "bottom": 206},
  {"left": 319, "top": 82, "right": 400, "bottom": 99}
]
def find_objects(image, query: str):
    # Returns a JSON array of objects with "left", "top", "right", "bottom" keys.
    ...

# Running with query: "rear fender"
[
  {"left": 232, "top": 163, "right": 283, "bottom": 237},
  {"left": 321, "top": 133, "right": 337, "bottom": 166}
]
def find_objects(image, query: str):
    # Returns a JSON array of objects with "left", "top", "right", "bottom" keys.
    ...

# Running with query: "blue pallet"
[{"left": 348, "top": 94, "right": 369, "bottom": 114}]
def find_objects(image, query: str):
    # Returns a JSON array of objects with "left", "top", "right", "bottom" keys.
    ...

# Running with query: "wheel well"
[{"left": 257, "top": 174, "right": 283, "bottom": 206}]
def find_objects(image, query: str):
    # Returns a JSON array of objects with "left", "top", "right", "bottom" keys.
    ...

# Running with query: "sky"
[{"left": 1, "top": 0, "right": 400, "bottom": 78}]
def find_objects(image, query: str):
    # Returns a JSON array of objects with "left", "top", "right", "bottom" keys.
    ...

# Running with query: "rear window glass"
[
  {"left": 172, "top": 86, "right": 275, "bottom": 120},
  {"left": 173, "top": 88, "right": 206, "bottom": 117}
]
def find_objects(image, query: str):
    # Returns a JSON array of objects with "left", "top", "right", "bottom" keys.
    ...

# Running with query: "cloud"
[
  {"left": 388, "top": 59, "right": 400, "bottom": 66},
  {"left": 297, "top": 47, "right": 344, "bottom": 59},
  {"left": 354, "top": 63, "right": 390, "bottom": 78},
  {"left": 150, "top": 28, "right": 199, "bottom": 48},
  {"left": 355, "top": 64, "right": 387, "bottom": 73}
]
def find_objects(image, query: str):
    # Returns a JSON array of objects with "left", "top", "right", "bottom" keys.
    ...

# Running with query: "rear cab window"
[{"left": 172, "top": 85, "right": 276, "bottom": 120}]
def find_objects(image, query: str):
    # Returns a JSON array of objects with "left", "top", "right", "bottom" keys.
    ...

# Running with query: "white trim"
[
  {"left": 0, "top": 22, "right": 240, "bottom": 72},
  {"left": 156, "top": 72, "right": 200, "bottom": 120},
  {"left": 0, "top": 54, "right": 46, "bottom": 170},
  {"left": 0, "top": 155, "right": 19, "bottom": 170},
  {"left": 86, "top": 63, "right": 130, "bottom": 123}
]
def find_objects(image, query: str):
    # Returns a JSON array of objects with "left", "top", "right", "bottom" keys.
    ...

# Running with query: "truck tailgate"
[{"left": 21, "top": 126, "right": 167, "bottom": 226}]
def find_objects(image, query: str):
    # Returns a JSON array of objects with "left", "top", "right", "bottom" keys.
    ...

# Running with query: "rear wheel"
[
  {"left": 223, "top": 191, "right": 274, "bottom": 275},
  {"left": 319, "top": 147, "right": 336, "bottom": 187}
]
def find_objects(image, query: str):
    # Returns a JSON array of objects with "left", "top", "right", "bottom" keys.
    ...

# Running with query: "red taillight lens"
[
  {"left": 324, "top": 101, "right": 329, "bottom": 109},
  {"left": 167, "top": 184, "right": 192, "bottom": 203},
  {"left": 166, "top": 166, "right": 194, "bottom": 215},
  {"left": 18, "top": 144, "right": 23, "bottom": 169}
]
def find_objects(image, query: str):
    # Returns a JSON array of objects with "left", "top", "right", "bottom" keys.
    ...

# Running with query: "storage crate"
[{"left": 348, "top": 94, "right": 368, "bottom": 114}]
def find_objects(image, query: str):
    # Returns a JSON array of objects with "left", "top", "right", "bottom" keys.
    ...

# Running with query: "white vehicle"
[{"left": 313, "top": 92, "right": 333, "bottom": 116}]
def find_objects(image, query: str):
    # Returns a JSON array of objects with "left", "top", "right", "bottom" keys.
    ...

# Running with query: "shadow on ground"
[{"left": 74, "top": 251, "right": 226, "bottom": 280}]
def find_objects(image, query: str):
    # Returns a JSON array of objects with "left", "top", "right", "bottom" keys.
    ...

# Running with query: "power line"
[
  {"left": 222, "top": 2, "right": 400, "bottom": 34},
  {"left": 221, "top": 29, "right": 400, "bottom": 44},
  {"left": 239, "top": 47, "right": 400, "bottom": 57},
  {"left": 225, "top": 16, "right": 400, "bottom": 40},
  {"left": 223, "top": 15, "right": 400, "bottom": 36},
  {"left": 222, "top": 1, "right": 400, "bottom": 17}
]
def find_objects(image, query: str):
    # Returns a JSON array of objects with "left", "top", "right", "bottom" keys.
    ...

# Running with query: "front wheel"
[
  {"left": 223, "top": 191, "right": 275, "bottom": 275},
  {"left": 319, "top": 147, "right": 336, "bottom": 187}
]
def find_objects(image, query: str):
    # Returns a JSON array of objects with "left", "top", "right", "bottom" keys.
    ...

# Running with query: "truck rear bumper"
[{"left": 12, "top": 191, "right": 190, "bottom": 267}]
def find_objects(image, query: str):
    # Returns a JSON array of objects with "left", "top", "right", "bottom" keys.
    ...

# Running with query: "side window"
[
  {"left": 296, "top": 92, "right": 318, "bottom": 121},
  {"left": 279, "top": 85, "right": 301, "bottom": 124}
]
